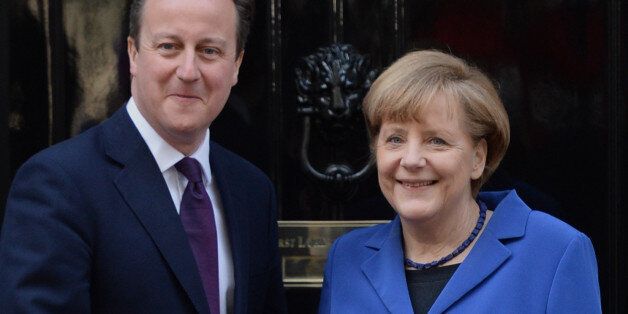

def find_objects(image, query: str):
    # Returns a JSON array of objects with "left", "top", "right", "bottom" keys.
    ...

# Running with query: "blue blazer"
[
  {"left": 0, "top": 108, "right": 286, "bottom": 313},
  {"left": 319, "top": 190, "right": 601, "bottom": 313}
]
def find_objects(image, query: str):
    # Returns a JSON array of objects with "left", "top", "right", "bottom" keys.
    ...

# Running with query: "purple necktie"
[{"left": 175, "top": 157, "right": 219, "bottom": 314}]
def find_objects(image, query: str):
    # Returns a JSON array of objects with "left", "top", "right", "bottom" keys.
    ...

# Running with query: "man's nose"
[
  {"left": 400, "top": 143, "right": 427, "bottom": 169},
  {"left": 176, "top": 51, "right": 201, "bottom": 82}
]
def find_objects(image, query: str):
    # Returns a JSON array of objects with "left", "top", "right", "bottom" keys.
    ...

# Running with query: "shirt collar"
[{"left": 126, "top": 97, "right": 212, "bottom": 184}]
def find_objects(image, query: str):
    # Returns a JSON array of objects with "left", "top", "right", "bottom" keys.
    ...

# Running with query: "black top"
[{"left": 405, "top": 264, "right": 459, "bottom": 314}]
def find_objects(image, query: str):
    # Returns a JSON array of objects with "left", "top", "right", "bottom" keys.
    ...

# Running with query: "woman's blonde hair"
[{"left": 363, "top": 50, "right": 510, "bottom": 195}]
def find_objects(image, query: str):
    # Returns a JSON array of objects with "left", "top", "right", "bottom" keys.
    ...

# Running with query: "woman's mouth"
[{"left": 398, "top": 180, "right": 437, "bottom": 188}]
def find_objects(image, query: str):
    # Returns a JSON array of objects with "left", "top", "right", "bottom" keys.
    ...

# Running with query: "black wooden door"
[{"left": 1, "top": 0, "right": 626, "bottom": 312}]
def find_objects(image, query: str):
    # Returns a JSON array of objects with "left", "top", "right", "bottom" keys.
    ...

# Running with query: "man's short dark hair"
[{"left": 128, "top": 0, "right": 254, "bottom": 54}]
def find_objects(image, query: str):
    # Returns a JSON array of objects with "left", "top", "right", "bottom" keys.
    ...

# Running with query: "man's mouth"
[{"left": 171, "top": 94, "right": 201, "bottom": 100}]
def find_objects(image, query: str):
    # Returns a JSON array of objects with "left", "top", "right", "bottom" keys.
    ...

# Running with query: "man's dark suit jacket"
[{"left": 0, "top": 108, "right": 286, "bottom": 313}]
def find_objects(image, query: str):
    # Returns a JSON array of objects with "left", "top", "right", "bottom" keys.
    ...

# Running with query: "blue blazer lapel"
[
  {"left": 429, "top": 191, "right": 529, "bottom": 313},
  {"left": 361, "top": 217, "right": 414, "bottom": 314},
  {"left": 210, "top": 143, "right": 250, "bottom": 314},
  {"left": 102, "top": 109, "right": 210, "bottom": 314},
  {"left": 428, "top": 231, "right": 510, "bottom": 313}
]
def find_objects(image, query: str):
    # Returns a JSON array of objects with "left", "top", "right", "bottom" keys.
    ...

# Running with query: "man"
[{"left": 0, "top": 0, "right": 286, "bottom": 313}]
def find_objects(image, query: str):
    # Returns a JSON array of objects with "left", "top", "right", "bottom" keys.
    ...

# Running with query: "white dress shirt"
[{"left": 127, "top": 98, "right": 234, "bottom": 314}]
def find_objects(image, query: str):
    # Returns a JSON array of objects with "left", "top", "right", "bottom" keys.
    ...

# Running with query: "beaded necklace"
[{"left": 404, "top": 201, "right": 487, "bottom": 270}]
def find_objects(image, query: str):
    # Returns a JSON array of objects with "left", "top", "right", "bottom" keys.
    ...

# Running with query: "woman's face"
[{"left": 375, "top": 94, "right": 486, "bottom": 223}]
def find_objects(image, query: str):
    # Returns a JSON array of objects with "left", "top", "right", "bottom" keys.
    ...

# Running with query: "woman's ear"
[{"left": 471, "top": 138, "right": 487, "bottom": 180}]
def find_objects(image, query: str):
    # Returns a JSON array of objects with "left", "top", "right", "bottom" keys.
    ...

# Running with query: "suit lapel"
[
  {"left": 429, "top": 190, "right": 530, "bottom": 313},
  {"left": 361, "top": 218, "right": 415, "bottom": 313},
  {"left": 103, "top": 109, "right": 210, "bottom": 314},
  {"left": 210, "top": 143, "right": 250, "bottom": 314}
]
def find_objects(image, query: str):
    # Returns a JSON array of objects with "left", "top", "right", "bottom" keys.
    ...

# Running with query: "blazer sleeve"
[
  {"left": 546, "top": 232, "right": 601, "bottom": 313},
  {"left": 262, "top": 179, "right": 288, "bottom": 314},
  {"left": 0, "top": 155, "right": 92, "bottom": 313},
  {"left": 318, "top": 237, "right": 339, "bottom": 314}
]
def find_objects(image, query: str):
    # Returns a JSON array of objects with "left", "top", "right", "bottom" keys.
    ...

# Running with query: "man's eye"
[
  {"left": 202, "top": 48, "right": 218, "bottom": 55},
  {"left": 159, "top": 43, "right": 175, "bottom": 50}
]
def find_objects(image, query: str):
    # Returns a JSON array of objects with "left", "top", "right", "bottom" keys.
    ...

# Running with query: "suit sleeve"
[
  {"left": 262, "top": 179, "right": 288, "bottom": 313},
  {"left": 546, "top": 232, "right": 601, "bottom": 313},
  {"left": 318, "top": 237, "right": 339, "bottom": 314},
  {"left": 0, "top": 155, "right": 92, "bottom": 313}
]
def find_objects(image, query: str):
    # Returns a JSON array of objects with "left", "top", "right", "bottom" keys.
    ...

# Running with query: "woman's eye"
[
  {"left": 386, "top": 136, "right": 403, "bottom": 144},
  {"left": 429, "top": 137, "right": 447, "bottom": 145}
]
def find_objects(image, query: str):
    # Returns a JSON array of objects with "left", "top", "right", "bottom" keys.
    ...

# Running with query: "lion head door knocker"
[{"left": 295, "top": 44, "right": 378, "bottom": 201}]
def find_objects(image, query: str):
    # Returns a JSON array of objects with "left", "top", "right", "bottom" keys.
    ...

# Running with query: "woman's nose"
[{"left": 400, "top": 144, "right": 427, "bottom": 169}]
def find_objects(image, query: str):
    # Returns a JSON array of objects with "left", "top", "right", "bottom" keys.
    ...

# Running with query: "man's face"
[{"left": 128, "top": 0, "right": 242, "bottom": 151}]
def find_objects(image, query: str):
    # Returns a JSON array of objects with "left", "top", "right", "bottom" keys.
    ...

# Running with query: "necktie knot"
[{"left": 175, "top": 157, "right": 203, "bottom": 184}]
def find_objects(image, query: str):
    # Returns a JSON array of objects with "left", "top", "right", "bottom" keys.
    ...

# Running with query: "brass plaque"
[{"left": 278, "top": 220, "right": 389, "bottom": 288}]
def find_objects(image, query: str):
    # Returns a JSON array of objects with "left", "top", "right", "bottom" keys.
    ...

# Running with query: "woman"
[{"left": 318, "top": 50, "right": 601, "bottom": 313}]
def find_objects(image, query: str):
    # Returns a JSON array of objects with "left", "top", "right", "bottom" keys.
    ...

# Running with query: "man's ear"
[
  {"left": 471, "top": 138, "right": 487, "bottom": 180},
  {"left": 127, "top": 36, "right": 138, "bottom": 76},
  {"left": 231, "top": 50, "right": 244, "bottom": 86}
]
